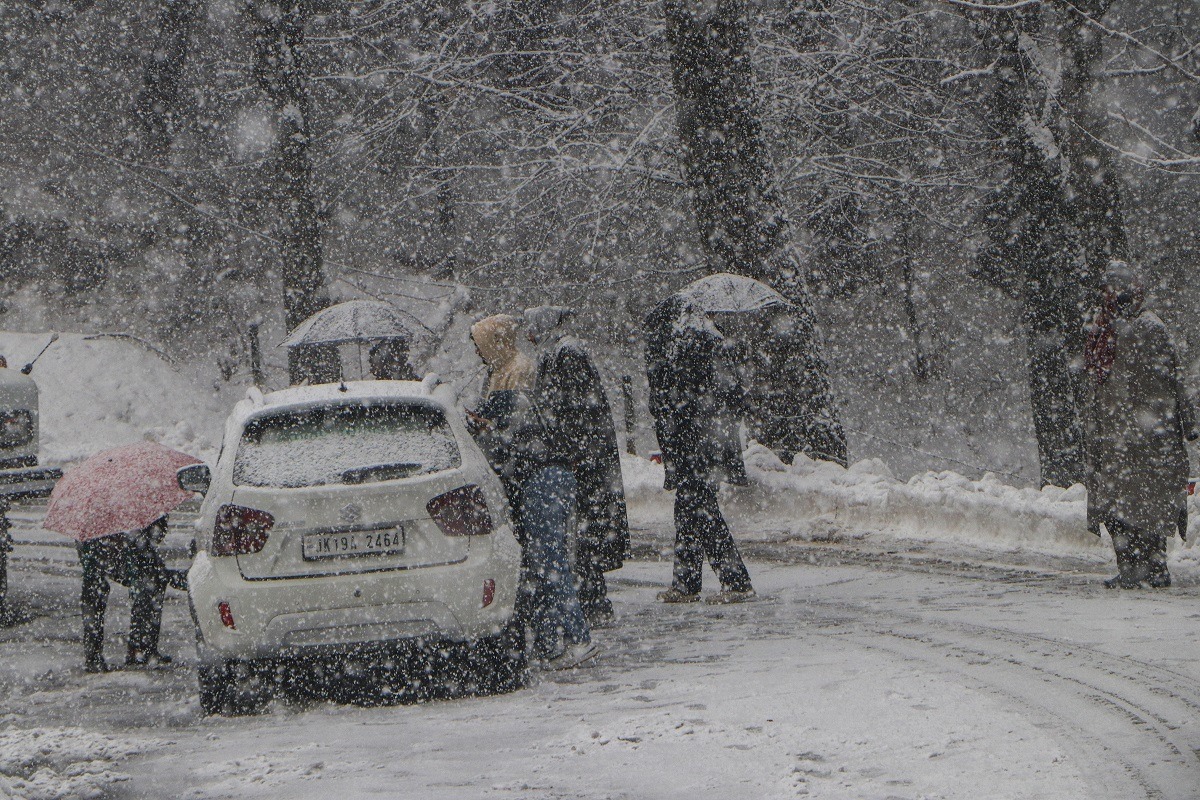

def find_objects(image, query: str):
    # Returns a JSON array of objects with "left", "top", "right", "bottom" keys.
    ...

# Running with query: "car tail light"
[
  {"left": 426, "top": 484, "right": 493, "bottom": 537},
  {"left": 218, "top": 601, "right": 236, "bottom": 630},
  {"left": 482, "top": 579, "right": 495, "bottom": 608},
  {"left": 211, "top": 504, "right": 274, "bottom": 556}
]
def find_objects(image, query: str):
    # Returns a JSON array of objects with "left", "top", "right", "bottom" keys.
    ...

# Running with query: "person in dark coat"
[
  {"left": 77, "top": 516, "right": 186, "bottom": 672},
  {"left": 646, "top": 300, "right": 755, "bottom": 604},
  {"left": 468, "top": 315, "right": 596, "bottom": 668},
  {"left": 0, "top": 498, "right": 10, "bottom": 624},
  {"left": 524, "top": 306, "right": 629, "bottom": 626},
  {"left": 368, "top": 339, "right": 418, "bottom": 381},
  {"left": 1085, "top": 260, "right": 1198, "bottom": 589}
]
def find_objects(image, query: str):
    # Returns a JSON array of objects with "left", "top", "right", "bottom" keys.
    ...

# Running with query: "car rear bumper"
[
  {"left": 0, "top": 466, "right": 61, "bottom": 501},
  {"left": 189, "top": 531, "right": 521, "bottom": 664}
]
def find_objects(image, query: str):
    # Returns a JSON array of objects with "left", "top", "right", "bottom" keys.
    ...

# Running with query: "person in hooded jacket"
[
  {"left": 1085, "top": 260, "right": 1198, "bottom": 589},
  {"left": 646, "top": 299, "right": 755, "bottom": 604},
  {"left": 524, "top": 306, "right": 629, "bottom": 626},
  {"left": 468, "top": 314, "right": 596, "bottom": 668}
]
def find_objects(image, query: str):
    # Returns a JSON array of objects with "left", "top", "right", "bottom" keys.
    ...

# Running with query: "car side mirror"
[{"left": 178, "top": 464, "right": 211, "bottom": 495}]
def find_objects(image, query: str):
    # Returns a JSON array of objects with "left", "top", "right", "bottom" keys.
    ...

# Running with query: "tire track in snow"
[{"left": 792, "top": 594, "right": 1200, "bottom": 800}]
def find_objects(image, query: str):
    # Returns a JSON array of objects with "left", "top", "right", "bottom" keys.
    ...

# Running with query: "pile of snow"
[
  {"left": 623, "top": 444, "right": 1200, "bottom": 566},
  {"left": 0, "top": 728, "right": 147, "bottom": 800},
  {"left": 0, "top": 332, "right": 227, "bottom": 466}
]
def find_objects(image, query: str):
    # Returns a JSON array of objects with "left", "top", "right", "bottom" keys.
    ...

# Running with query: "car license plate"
[{"left": 302, "top": 527, "right": 405, "bottom": 560}]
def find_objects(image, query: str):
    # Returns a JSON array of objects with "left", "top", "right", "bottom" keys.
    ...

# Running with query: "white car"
[{"left": 179, "top": 378, "right": 524, "bottom": 713}]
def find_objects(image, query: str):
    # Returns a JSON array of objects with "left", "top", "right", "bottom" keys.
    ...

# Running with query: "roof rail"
[{"left": 420, "top": 373, "right": 440, "bottom": 395}]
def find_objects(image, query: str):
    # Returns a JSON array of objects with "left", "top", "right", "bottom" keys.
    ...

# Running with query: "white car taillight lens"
[
  {"left": 426, "top": 484, "right": 493, "bottom": 537},
  {"left": 212, "top": 504, "right": 274, "bottom": 556}
]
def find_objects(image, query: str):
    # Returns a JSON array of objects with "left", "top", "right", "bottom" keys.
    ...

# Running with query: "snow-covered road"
[{"left": 3, "top": 510, "right": 1200, "bottom": 800}]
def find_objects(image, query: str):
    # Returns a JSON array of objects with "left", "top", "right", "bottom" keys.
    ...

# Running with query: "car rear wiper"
[{"left": 341, "top": 462, "right": 425, "bottom": 484}]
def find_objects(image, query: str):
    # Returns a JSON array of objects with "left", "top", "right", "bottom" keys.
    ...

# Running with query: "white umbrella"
[
  {"left": 280, "top": 300, "right": 414, "bottom": 348},
  {"left": 674, "top": 273, "right": 788, "bottom": 314}
]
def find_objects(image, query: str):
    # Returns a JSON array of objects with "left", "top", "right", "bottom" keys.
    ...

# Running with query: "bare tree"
[
  {"left": 249, "top": 0, "right": 339, "bottom": 384},
  {"left": 969, "top": 7, "right": 1088, "bottom": 487},
  {"left": 662, "top": 0, "right": 847, "bottom": 463},
  {"left": 134, "top": 0, "right": 202, "bottom": 153}
]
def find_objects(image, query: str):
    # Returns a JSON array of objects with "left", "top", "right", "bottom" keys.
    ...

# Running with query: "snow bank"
[
  {"left": 0, "top": 332, "right": 226, "bottom": 465},
  {"left": 622, "top": 443, "right": 1200, "bottom": 566},
  {"left": 0, "top": 728, "right": 147, "bottom": 800}
]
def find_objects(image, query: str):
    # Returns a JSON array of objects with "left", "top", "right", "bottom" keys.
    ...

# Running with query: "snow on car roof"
[{"left": 234, "top": 378, "right": 449, "bottom": 425}]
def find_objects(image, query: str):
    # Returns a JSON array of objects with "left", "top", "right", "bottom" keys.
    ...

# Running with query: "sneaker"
[
  {"left": 543, "top": 642, "right": 599, "bottom": 671},
  {"left": 657, "top": 588, "right": 700, "bottom": 604},
  {"left": 125, "top": 650, "right": 174, "bottom": 668},
  {"left": 705, "top": 589, "right": 757, "bottom": 605}
]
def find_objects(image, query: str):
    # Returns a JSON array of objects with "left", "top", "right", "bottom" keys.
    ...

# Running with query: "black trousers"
[
  {"left": 575, "top": 530, "right": 612, "bottom": 618},
  {"left": 671, "top": 477, "right": 752, "bottom": 595},
  {"left": 77, "top": 534, "right": 170, "bottom": 663},
  {"left": 1108, "top": 519, "right": 1169, "bottom": 585}
]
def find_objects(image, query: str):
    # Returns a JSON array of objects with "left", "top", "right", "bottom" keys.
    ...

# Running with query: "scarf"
[{"left": 1085, "top": 305, "right": 1116, "bottom": 386}]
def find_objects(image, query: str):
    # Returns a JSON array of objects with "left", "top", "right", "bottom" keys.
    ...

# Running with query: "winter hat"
[
  {"left": 523, "top": 306, "right": 574, "bottom": 345},
  {"left": 1104, "top": 260, "right": 1143, "bottom": 293},
  {"left": 471, "top": 314, "right": 535, "bottom": 393}
]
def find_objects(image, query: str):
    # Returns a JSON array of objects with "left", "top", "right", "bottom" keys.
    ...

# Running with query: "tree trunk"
[
  {"left": 663, "top": 0, "right": 847, "bottom": 465},
  {"left": 973, "top": 8, "right": 1088, "bottom": 487},
  {"left": 893, "top": 212, "right": 929, "bottom": 381},
  {"left": 250, "top": 0, "right": 339, "bottom": 385},
  {"left": 134, "top": 0, "right": 202, "bottom": 153},
  {"left": 1055, "top": 1, "right": 1127, "bottom": 296}
]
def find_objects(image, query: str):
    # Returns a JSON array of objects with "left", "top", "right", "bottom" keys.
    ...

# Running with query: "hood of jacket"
[
  {"left": 471, "top": 314, "right": 535, "bottom": 393},
  {"left": 523, "top": 306, "right": 574, "bottom": 347}
]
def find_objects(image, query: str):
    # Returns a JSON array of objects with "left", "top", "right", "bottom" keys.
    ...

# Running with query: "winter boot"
[
  {"left": 125, "top": 649, "right": 173, "bottom": 668},
  {"left": 705, "top": 589, "right": 757, "bottom": 605},
  {"left": 657, "top": 587, "right": 700, "bottom": 604},
  {"left": 543, "top": 641, "right": 599, "bottom": 670},
  {"left": 1148, "top": 572, "right": 1172, "bottom": 589}
]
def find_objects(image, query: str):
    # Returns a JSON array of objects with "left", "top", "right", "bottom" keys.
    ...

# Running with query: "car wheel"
[
  {"left": 198, "top": 660, "right": 273, "bottom": 716},
  {"left": 467, "top": 619, "right": 527, "bottom": 696}
]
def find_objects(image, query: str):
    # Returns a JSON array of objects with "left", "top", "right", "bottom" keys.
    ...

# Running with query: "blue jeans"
[{"left": 518, "top": 466, "right": 589, "bottom": 660}]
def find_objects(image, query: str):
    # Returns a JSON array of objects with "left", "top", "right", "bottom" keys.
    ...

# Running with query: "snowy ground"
[
  {"left": 5, "top": 331, "right": 1200, "bottom": 798},
  {"left": 4, "top": 503, "right": 1200, "bottom": 800}
]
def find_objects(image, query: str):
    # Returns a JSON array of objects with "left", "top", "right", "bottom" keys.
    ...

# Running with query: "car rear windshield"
[
  {"left": 0, "top": 410, "right": 33, "bottom": 449},
  {"left": 234, "top": 403, "right": 461, "bottom": 488}
]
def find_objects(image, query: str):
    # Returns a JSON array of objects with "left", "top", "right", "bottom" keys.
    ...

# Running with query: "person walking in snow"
[
  {"left": 646, "top": 299, "right": 755, "bottom": 604},
  {"left": 524, "top": 306, "right": 629, "bottom": 627},
  {"left": 468, "top": 314, "right": 596, "bottom": 668},
  {"left": 77, "top": 516, "right": 186, "bottom": 672},
  {"left": 1085, "top": 260, "right": 1198, "bottom": 589},
  {"left": 0, "top": 497, "right": 11, "bottom": 624}
]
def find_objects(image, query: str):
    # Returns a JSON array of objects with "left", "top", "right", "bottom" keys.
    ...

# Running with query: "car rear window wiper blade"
[{"left": 341, "top": 462, "right": 424, "bottom": 484}]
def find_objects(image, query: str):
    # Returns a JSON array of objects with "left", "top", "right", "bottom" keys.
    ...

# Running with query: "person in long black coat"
[
  {"left": 525, "top": 306, "right": 630, "bottom": 625},
  {"left": 0, "top": 498, "right": 10, "bottom": 623},
  {"left": 646, "top": 299, "right": 754, "bottom": 604},
  {"left": 77, "top": 516, "right": 186, "bottom": 672}
]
